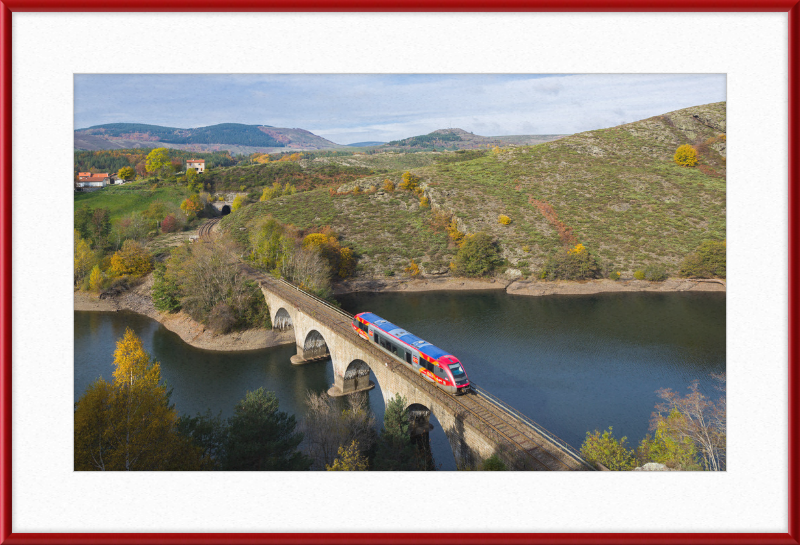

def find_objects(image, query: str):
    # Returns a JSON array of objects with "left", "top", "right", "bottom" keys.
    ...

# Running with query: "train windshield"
[{"left": 449, "top": 364, "right": 466, "bottom": 378}]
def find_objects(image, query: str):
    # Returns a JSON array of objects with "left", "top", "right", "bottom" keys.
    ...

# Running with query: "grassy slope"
[
  {"left": 222, "top": 102, "right": 727, "bottom": 278},
  {"left": 73, "top": 183, "right": 191, "bottom": 223}
]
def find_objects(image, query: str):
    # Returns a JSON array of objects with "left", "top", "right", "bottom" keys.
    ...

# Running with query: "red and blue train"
[{"left": 352, "top": 312, "right": 471, "bottom": 395}]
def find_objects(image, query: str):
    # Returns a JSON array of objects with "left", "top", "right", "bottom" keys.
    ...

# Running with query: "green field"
[{"left": 74, "top": 183, "right": 191, "bottom": 223}]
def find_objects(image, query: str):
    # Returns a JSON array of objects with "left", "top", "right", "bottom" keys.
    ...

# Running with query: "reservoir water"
[{"left": 74, "top": 290, "right": 725, "bottom": 470}]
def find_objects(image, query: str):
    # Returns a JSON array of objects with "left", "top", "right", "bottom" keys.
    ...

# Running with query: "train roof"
[{"left": 356, "top": 312, "right": 451, "bottom": 361}]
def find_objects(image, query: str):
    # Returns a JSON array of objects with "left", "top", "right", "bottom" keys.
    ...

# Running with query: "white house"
[
  {"left": 186, "top": 159, "right": 205, "bottom": 173},
  {"left": 76, "top": 175, "right": 110, "bottom": 189}
]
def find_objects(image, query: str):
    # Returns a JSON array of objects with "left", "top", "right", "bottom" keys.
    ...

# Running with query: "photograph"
[{"left": 72, "top": 73, "right": 728, "bottom": 473}]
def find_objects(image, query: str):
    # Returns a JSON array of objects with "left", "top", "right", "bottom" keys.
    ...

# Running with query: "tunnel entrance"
[{"left": 220, "top": 205, "right": 231, "bottom": 216}]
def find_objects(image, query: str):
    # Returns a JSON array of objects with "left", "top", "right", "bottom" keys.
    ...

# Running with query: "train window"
[
  {"left": 405, "top": 352, "right": 412, "bottom": 364},
  {"left": 449, "top": 364, "right": 466, "bottom": 378},
  {"left": 374, "top": 333, "right": 380, "bottom": 344},
  {"left": 390, "top": 344, "right": 398, "bottom": 355},
  {"left": 358, "top": 322, "right": 368, "bottom": 332},
  {"left": 424, "top": 361, "right": 434, "bottom": 372}
]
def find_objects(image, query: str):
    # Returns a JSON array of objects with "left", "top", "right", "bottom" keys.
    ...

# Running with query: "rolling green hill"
[{"left": 224, "top": 102, "right": 726, "bottom": 279}]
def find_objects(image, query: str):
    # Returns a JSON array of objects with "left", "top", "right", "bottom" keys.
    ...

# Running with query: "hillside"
[
  {"left": 384, "top": 128, "right": 565, "bottom": 151},
  {"left": 220, "top": 102, "right": 726, "bottom": 279},
  {"left": 74, "top": 123, "right": 346, "bottom": 154}
]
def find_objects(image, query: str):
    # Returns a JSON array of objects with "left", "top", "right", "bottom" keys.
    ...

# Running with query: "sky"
[{"left": 74, "top": 74, "right": 726, "bottom": 145}]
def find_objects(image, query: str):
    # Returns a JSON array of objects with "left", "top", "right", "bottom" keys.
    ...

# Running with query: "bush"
[
  {"left": 539, "top": 243, "right": 600, "bottom": 281},
  {"left": 643, "top": 264, "right": 669, "bottom": 282},
  {"left": 481, "top": 454, "right": 507, "bottom": 471},
  {"left": 399, "top": 171, "right": 420, "bottom": 191},
  {"left": 580, "top": 427, "right": 636, "bottom": 471},
  {"left": 498, "top": 214, "right": 511, "bottom": 225},
  {"left": 152, "top": 263, "right": 181, "bottom": 313},
  {"left": 608, "top": 271, "right": 621, "bottom": 281},
  {"left": 108, "top": 240, "right": 153, "bottom": 278},
  {"left": 208, "top": 302, "right": 236, "bottom": 334},
  {"left": 419, "top": 196, "right": 430, "bottom": 208},
  {"left": 633, "top": 270, "right": 646, "bottom": 280},
  {"left": 679, "top": 240, "right": 726, "bottom": 278},
  {"left": 89, "top": 264, "right": 105, "bottom": 292},
  {"left": 405, "top": 260, "right": 421, "bottom": 277},
  {"left": 674, "top": 144, "right": 699, "bottom": 167},
  {"left": 161, "top": 214, "right": 178, "bottom": 233},
  {"left": 383, "top": 179, "right": 395, "bottom": 192},
  {"left": 450, "top": 233, "right": 502, "bottom": 277}
]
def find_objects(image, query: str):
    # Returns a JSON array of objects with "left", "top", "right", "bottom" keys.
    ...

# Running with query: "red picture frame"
[{"left": 1, "top": 2, "right": 797, "bottom": 544}]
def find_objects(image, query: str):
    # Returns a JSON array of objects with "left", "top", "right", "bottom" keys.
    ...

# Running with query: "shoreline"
[
  {"left": 75, "top": 274, "right": 724, "bottom": 352},
  {"left": 74, "top": 275, "right": 295, "bottom": 352},
  {"left": 334, "top": 276, "right": 725, "bottom": 296}
]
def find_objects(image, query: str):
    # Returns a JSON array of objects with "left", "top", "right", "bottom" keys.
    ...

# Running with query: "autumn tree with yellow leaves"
[{"left": 74, "top": 329, "right": 206, "bottom": 470}]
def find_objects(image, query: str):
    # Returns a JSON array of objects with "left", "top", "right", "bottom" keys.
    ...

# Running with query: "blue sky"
[{"left": 74, "top": 74, "right": 726, "bottom": 145}]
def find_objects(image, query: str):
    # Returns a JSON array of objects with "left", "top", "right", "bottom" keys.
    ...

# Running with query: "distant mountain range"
[
  {"left": 74, "top": 122, "right": 567, "bottom": 154},
  {"left": 74, "top": 122, "right": 346, "bottom": 154}
]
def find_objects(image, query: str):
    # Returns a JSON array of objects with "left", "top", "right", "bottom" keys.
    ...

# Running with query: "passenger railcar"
[{"left": 352, "top": 312, "right": 471, "bottom": 395}]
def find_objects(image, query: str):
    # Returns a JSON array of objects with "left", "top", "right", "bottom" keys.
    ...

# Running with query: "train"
[{"left": 352, "top": 312, "right": 471, "bottom": 395}]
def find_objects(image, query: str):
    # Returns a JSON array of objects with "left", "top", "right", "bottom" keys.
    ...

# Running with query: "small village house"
[{"left": 186, "top": 159, "right": 205, "bottom": 173}]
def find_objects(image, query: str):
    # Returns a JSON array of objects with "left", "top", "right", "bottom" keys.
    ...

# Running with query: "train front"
[{"left": 439, "top": 355, "right": 471, "bottom": 394}]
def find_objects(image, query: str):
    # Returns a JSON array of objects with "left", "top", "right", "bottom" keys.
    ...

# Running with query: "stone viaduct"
[{"left": 241, "top": 264, "right": 594, "bottom": 471}]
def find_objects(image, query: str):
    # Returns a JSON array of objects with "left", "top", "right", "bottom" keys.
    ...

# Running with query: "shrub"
[
  {"left": 446, "top": 218, "right": 465, "bottom": 246},
  {"left": 399, "top": 171, "right": 420, "bottom": 191},
  {"left": 608, "top": 271, "right": 621, "bottom": 281},
  {"left": 633, "top": 270, "right": 646, "bottom": 280},
  {"left": 540, "top": 244, "right": 600, "bottom": 280},
  {"left": 108, "top": 240, "right": 153, "bottom": 277},
  {"left": 644, "top": 264, "right": 669, "bottom": 282},
  {"left": 673, "top": 144, "right": 699, "bottom": 167},
  {"left": 352, "top": 186, "right": 362, "bottom": 195},
  {"left": 679, "top": 240, "right": 726, "bottom": 278},
  {"left": 161, "top": 214, "right": 178, "bottom": 233},
  {"left": 405, "top": 260, "right": 421, "bottom": 277},
  {"left": 383, "top": 179, "right": 395, "bottom": 192},
  {"left": 419, "top": 196, "right": 430, "bottom": 208},
  {"left": 498, "top": 214, "right": 512, "bottom": 225},
  {"left": 232, "top": 195, "right": 245, "bottom": 212},
  {"left": 580, "top": 427, "right": 637, "bottom": 471},
  {"left": 481, "top": 454, "right": 507, "bottom": 471},
  {"left": 152, "top": 263, "right": 181, "bottom": 313},
  {"left": 451, "top": 233, "right": 502, "bottom": 277},
  {"left": 208, "top": 302, "right": 236, "bottom": 334}
]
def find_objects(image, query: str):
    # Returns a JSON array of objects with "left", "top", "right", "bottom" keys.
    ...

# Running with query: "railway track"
[
  {"left": 241, "top": 265, "right": 593, "bottom": 470},
  {"left": 197, "top": 217, "right": 222, "bottom": 240}
]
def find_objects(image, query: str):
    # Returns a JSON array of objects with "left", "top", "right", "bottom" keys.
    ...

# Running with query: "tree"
[
  {"left": 180, "top": 194, "right": 203, "bottom": 218},
  {"left": 451, "top": 232, "right": 502, "bottom": 277},
  {"left": 118, "top": 166, "right": 135, "bottom": 181},
  {"left": 146, "top": 147, "right": 170, "bottom": 177},
  {"left": 399, "top": 171, "right": 420, "bottom": 190},
  {"left": 679, "top": 240, "right": 726, "bottom": 278},
  {"left": 232, "top": 195, "right": 245, "bottom": 212},
  {"left": 222, "top": 387, "right": 311, "bottom": 470},
  {"left": 372, "top": 394, "right": 431, "bottom": 471},
  {"left": 301, "top": 391, "right": 376, "bottom": 470},
  {"left": 186, "top": 167, "right": 201, "bottom": 192},
  {"left": 74, "top": 329, "right": 205, "bottom": 470},
  {"left": 177, "top": 410, "right": 228, "bottom": 469},
  {"left": 326, "top": 440, "right": 369, "bottom": 471},
  {"left": 151, "top": 263, "right": 181, "bottom": 312},
  {"left": 88, "top": 264, "right": 104, "bottom": 292},
  {"left": 74, "top": 230, "right": 96, "bottom": 285},
  {"left": 651, "top": 377, "right": 726, "bottom": 471},
  {"left": 109, "top": 240, "right": 153, "bottom": 277},
  {"left": 637, "top": 408, "right": 701, "bottom": 470},
  {"left": 674, "top": 144, "right": 699, "bottom": 167},
  {"left": 580, "top": 427, "right": 637, "bottom": 470}
]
